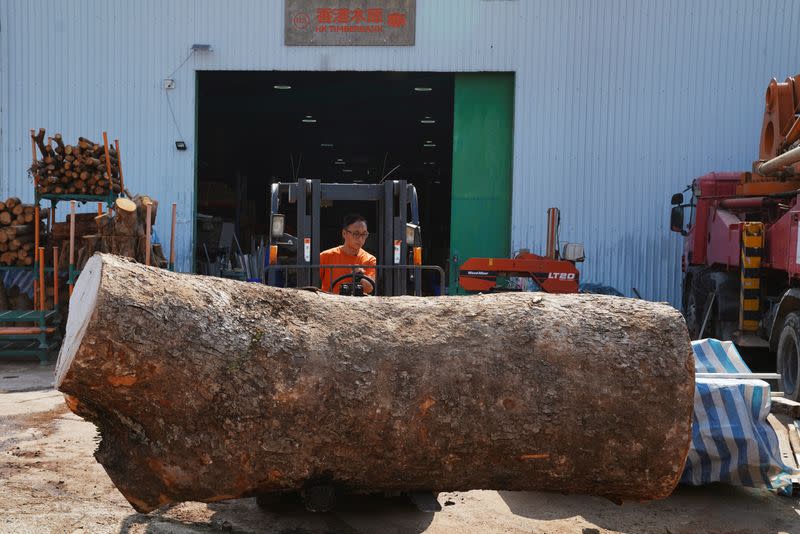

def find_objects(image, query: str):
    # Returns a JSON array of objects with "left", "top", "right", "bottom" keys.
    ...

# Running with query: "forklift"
[
  {"left": 267, "top": 178, "right": 441, "bottom": 296},
  {"left": 263, "top": 178, "right": 445, "bottom": 512}
]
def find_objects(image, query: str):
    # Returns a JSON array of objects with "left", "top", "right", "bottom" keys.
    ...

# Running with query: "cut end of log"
[
  {"left": 54, "top": 254, "right": 102, "bottom": 388},
  {"left": 115, "top": 197, "right": 136, "bottom": 213}
]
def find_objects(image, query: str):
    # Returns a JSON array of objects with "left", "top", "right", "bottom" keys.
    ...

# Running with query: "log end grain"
[
  {"left": 55, "top": 256, "right": 102, "bottom": 388},
  {"left": 115, "top": 197, "right": 136, "bottom": 214}
]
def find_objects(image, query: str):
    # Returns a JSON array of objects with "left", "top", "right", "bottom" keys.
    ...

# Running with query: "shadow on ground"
[{"left": 118, "top": 493, "right": 434, "bottom": 534}]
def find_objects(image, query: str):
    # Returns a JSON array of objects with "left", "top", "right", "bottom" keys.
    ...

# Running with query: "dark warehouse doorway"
[{"left": 196, "top": 71, "right": 454, "bottom": 293}]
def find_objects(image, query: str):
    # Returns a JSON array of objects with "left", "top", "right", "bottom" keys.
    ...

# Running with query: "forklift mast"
[{"left": 269, "top": 179, "right": 421, "bottom": 296}]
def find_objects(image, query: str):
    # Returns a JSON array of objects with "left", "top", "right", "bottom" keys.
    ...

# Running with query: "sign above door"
[{"left": 285, "top": 0, "right": 416, "bottom": 46}]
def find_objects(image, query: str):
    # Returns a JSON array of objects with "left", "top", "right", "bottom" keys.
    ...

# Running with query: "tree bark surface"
[{"left": 56, "top": 254, "right": 694, "bottom": 513}]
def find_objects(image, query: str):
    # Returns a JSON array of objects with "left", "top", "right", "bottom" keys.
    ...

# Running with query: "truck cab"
[
  {"left": 671, "top": 171, "right": 800, "bottom": 400},
  {"left": 671, "top": 173, "right": 746, "bottom": 340}
]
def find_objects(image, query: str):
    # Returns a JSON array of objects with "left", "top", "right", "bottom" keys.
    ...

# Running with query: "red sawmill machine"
[
  {"left": 670, "top": 73, "right": 800, "bottom": 400},
  {"left": 459, "top": 208, "right": 585, "bottom": 293}
]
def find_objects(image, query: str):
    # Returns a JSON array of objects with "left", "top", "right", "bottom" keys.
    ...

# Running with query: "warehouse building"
[{"left": 1, "top": 0, "right": 799, "bottom": 303}]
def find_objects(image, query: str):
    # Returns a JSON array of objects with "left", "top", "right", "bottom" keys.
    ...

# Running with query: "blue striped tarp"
[
  {"left": 680, "top": 339, "right": 798, "bottom": 495},
  {"left": 692, "top": 338, "right": 753, "bottom": 374}
]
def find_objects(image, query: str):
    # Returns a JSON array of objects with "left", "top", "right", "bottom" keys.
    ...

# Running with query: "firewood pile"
[
  {"left": 0, "top": 128, "right": 174, "bottom": 318},
  {"left": 28, "top": 128, "right": 122, "bottom": 196},
  {"left": 0, "top": 197, "right": 43, "bottom": 266}
]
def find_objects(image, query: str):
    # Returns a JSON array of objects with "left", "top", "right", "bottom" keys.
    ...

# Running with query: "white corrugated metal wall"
[{"left": 1, "top": 0, "right": 798, "bottom": 303}]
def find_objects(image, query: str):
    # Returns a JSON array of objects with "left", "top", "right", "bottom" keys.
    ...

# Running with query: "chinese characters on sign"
[{"left": 285, "top": 0, "right": 416, "bottom": 46}]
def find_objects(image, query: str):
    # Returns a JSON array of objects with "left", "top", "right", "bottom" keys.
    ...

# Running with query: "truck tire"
[
  {"left": 683, "top": 270, "right": 738, "bottom": 342},
  {"left": 684, "top": 275, "right": 715, "bottom": 340},
  {"left": 684, "top": 286, "right": 701, "bottom": 339},
  {"left": 777, "top": 312, "right": 800, "bottom": 401}
]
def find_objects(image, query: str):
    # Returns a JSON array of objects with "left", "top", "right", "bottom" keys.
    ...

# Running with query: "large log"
[{"left": 55, "top": 254, "right": 694, "bottom": 513}]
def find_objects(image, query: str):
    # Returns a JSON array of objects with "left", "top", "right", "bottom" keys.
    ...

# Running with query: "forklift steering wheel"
[{"left": 331, "top": 272, "right": 376, "bottom": 296}]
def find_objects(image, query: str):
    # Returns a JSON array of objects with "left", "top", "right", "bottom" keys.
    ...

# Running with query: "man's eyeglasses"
[{"left": 345, "top": 230, "right": 369, "bottom": 239}]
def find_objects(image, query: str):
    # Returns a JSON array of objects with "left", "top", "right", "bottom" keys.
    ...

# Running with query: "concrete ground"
[{"left": 1, "top": 361, "right": 799, "bottom": 534}]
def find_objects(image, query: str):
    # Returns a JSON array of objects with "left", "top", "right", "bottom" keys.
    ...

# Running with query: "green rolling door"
[{"left": 449, "top": 73, "right": 515, "bottom": 293}]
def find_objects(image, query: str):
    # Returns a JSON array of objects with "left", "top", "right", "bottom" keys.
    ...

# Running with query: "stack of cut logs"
[
  {"left": 51, "top": 195, "right": 167, "bottom": 273},
  {"left": 1, "top": 129, "right": 172, "bottom": 316},
  {"left": 0, "top": 197, "right": 42, "bottom": 266},
  {"left": 28, "top": 129, "right": 122, "bottom": 196}
]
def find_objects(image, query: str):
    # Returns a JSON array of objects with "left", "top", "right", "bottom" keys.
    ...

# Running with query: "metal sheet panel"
[{"left": 1, "top": 0, "right": 799, "bottom": 303}]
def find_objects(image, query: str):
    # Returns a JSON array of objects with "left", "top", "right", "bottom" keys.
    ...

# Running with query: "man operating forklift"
[{"left": 319, "top": 213, "right": 377, "bottom": 295}]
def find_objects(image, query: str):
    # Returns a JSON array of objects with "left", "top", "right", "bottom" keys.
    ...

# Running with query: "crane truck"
[{"left": 670, "top": 73, "right": 800, "bottom": 400}]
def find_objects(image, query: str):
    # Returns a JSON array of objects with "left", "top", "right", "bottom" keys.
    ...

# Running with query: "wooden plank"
[
  {"left": 789, "top": 422, "right": 800, "bottom": 467},
  {"left": 771, "top": 396, "right": 800, "bottom": 419},
  {"left": 767, "top": 414, "right": 798, "bottom": 471},
  {"left": 775, "top": 414, "right": 800, "bottom": 467}
]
